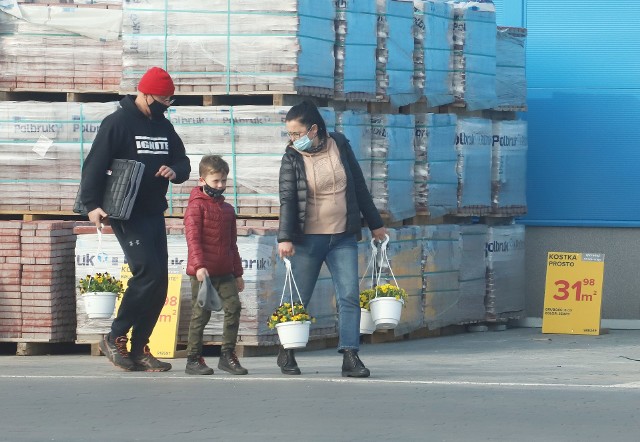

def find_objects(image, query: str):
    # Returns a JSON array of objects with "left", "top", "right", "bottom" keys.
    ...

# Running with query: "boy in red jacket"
[{"left": 183, "top": 155, "right": 247, "bottom": 375}]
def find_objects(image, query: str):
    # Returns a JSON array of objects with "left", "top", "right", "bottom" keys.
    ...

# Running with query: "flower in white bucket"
[
  {"left": 78, "top": 272, "right": 124, "bottom": 319},
  {"left": 78, "top": 272, "right": 124, "bottom": 297}
]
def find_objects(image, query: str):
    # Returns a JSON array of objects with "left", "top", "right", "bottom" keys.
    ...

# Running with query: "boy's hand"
[
  {"left": 236, "top": 277, "right": 245, "bottom": 293},
  {"left": 196, "top": 267, "right": 209, "bottom": 282},
  {"left": 156, "top": 165, "right": 176, "bottom": 180}
]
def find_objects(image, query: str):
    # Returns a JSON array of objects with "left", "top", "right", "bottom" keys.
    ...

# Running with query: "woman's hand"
[
  {"left": 371, "top": 227, "right": 387, "bottom": 242},
  {"left": 278, "top": 241, "right": 295, "bottom": 258},
  {"left": 196, "top": 267, "right": 209, "bottom": 282}
]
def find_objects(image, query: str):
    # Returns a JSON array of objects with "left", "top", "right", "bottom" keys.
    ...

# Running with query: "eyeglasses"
[
  {"left": 287, "top": 127, "right": 312, "bottom": 140},
  {"left": 152, "top": 95, "right": 175, "bottom": 106}
]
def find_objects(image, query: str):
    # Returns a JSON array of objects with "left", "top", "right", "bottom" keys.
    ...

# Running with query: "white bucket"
[
  {"left": 369, "top": 297, "right": 403, "bottom": 329},
  {"left": 83, "top": 292, "right": 117, "bottom": 319},
  {"left": 276, "top": 321, "right": 311, "bottom": 349}
]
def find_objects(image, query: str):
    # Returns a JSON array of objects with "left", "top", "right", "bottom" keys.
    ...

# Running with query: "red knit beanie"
[{"left": 137, "top": 67, "right": 175, "bottom": 96}]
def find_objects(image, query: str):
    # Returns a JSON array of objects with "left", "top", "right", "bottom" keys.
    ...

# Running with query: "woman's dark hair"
[{"left": 285, "top": 100, "right": 328, "bottom": 142}]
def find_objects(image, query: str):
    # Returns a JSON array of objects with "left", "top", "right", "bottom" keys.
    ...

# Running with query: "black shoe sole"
[
  {"left": 133, "top": 364, "right": 172, "bottom": 372},
  {"left": 281, "top": 367, "right": 302, "bottom": 375},
  {"left": 342, "top": 370, "right": 371, "bottom": 378},
  {"left": 218, "top": 365, "right": 249, "bottom": 375},
  {"left": 185, "top": 368, "right": 214, "bottom": 375}
]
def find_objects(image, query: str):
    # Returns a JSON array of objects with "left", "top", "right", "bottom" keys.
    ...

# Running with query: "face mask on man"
[
  {"left": 148, "top": 99, "right": 169, "bottom": 119},
  {"left": 203, "top": 183, "right": 225, "bottom": 198}
]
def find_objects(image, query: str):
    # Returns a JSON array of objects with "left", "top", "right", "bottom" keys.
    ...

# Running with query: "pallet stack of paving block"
[
  {"left": 20, "top": 221, "right": 77, "bottom": 342},
  {"left": 0, "top": 3, "right": 122, "bottom": 91},
  {"left": 120, "top": 0, "right": 335, "bottom": 96},
  {"left": 0, "top": 101, "right": 119, "bottom": 213},
  {"left": 0, "top": 221, "right": 22, "bottom": 340}
]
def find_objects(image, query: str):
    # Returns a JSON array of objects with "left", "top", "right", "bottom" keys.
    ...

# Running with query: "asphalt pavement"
[{"left": 2, "top": 327, "right": 640, "bottom": 442}]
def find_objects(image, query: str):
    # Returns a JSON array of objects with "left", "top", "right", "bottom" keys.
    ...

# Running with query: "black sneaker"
[
  {"left": 131, "top": 346, "right": 172, "bottom": 372},
  {"left": 99, "top": 334, "right": 136, "bottom": 371},
  {"left": 341, "top": 349, "right": 370, "bottom": 378},
  {"left": 185, "top": 356, "right": 214, "bottom": 375},
  {"left": 218, "top": 349, "right": 248, "bottom": 375}
]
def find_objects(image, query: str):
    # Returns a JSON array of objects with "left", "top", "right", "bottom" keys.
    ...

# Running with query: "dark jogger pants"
[{"left": 110, "top": 214, "right": 168, "bottom": 355}]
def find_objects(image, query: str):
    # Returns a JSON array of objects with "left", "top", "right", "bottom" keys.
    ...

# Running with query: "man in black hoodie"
[{"left": 79, "top": 67, "right": 190, "bottom": 372}]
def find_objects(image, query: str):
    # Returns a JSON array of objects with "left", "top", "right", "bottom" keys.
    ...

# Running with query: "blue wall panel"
[{"left": 494, "top": 0, "right": 640, "bottom": 226}]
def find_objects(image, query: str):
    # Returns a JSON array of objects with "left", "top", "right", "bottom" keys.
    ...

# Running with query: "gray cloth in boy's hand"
[{"left": 197, "top": 276, "right": 222, "bottom": 311}]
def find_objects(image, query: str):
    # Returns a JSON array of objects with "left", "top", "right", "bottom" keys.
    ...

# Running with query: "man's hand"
[
  {"left": 196, "top": 267, "right": 209, "bottom": 282},
  {"left": 236, "top": 277, "right": 245, "bottom": 293},
  {"left": 88, "top": 207, "right": 108, "bottom": 230},
  {"left": 278, "top": 241, "right": 295, "bottom": 258},
  {"left": 156, "top": 165, "right": 176, "bottom": 181}
]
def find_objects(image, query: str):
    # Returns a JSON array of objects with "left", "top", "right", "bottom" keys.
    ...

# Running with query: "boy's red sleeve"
[
  {"left": 184, "top": 200, "right": 206, "bottom": 272},
  {"left": 231, "top": 216, "right": 243, "bottom": 278}
]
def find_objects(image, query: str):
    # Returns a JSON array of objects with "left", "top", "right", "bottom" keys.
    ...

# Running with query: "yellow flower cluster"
[
  {"left": 78, "top": 272, "right": 124, "bottom": 297},
  {"left": 359, "top": 284, "right": 407, "bottom": 307},
  {"left": 267, "top": 302, "right": 314, "bottom": 329}
]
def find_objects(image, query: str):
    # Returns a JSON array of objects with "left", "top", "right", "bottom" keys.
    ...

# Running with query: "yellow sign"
[
  {"left": 117, "top": 265, "right": 182, "bottom": 358},
  {"left": 542, "top": 252, "right": 605, "bottom": 335}
]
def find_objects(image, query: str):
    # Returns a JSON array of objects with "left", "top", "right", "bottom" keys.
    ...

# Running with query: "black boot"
[
  {"left": 277, "top": 346, "right": 301, "bottom": 375},
  {"left": 185, "top": 355, "right": 214, "bottom": 375},
  {"left": 342, "top": 349, "right": 370, "bottom": 378},
  {"left": 218, "top": 349, "right": 248, "bottom": 375}
]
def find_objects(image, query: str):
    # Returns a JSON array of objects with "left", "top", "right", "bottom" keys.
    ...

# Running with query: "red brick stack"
[
  {"left": 20, "top": 221, "right": 77, "bottom": 342},
  {"left": 0, "top": 221, "right": 23, "bottom": 339}
]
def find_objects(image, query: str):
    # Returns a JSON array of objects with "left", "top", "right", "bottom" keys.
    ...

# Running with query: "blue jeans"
[{"left": 291, "top": 232, "right": 360, "bottom": 351}]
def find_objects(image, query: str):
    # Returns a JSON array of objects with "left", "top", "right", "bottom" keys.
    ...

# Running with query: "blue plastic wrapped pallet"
[
  {"left": 377, "top": 0, "right": 418, "bottom": 106},
  {"left": 420, "top": 0, "right": 455, "bottom": 106},
  {"left": 495, "top": 26, "right": 527, "bottom": 109},
  {"left": 371, "top": 113, "right": 416, "bottom": 221},
  {"left": 459, "top": 224, "right": 488, "bottom": 324},
  {"left": 416, "top": 112, "right": 458, "bottom": 217},
  {"left": 455, "top": 117, "right": 492, "bottom": 214},
  {"left": 422, "top": 224, "right": 462, "bottom": 329},
  {"left": 491, "top": 120, "right": 527, "bottom": 214},
  {"left": 452, "top": 0, "right": 497, "bottom": 110},
  {"left": 334, "top": 0, "right": 378, "bottom": 99},
  {"left": 485, "top": 224, "right": 525, "bottom": 321},
  {"left": 337, "top": 110, "right": 373, "bottom": 191}
]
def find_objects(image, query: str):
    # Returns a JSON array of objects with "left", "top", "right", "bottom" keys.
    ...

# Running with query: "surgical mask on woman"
[{"left": 291, "top": 125, "right": 318, "bottom": 152}]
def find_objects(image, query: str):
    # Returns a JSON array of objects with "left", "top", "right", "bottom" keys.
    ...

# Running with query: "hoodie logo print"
[{"left": 135, "top": 136, "right": 169, "bottom": 155}]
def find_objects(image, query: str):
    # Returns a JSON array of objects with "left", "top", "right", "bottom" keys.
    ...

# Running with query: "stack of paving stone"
[
  {"left": 19, "top": 221, "right": 77, "bottom": 342},
  {"left": 0, "top": 221, "right": 22, "bottom": 340},
  {"left": 120, "top": 0, "right": 335, "bottom": 96}
]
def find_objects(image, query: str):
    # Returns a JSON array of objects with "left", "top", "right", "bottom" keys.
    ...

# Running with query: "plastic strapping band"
[
  {"left": 163, "top": 0, "right": 169, "bottom": 70},
  {"left": 167, "top": 107, "right": 174, "bottom": 215},
  {"left": 229, "top": 106, "right": 238, "bottom": 211},
  {"left": 79, "top": 103, "right": 85, "bottom": 170},
  {"left": 226, "top": 0, "right": 231, "bottom": 94}
]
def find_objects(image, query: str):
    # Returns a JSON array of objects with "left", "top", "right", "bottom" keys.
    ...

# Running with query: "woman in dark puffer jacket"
[{"left": 277, "top": 101, "right": 387, "bottom": 378}]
